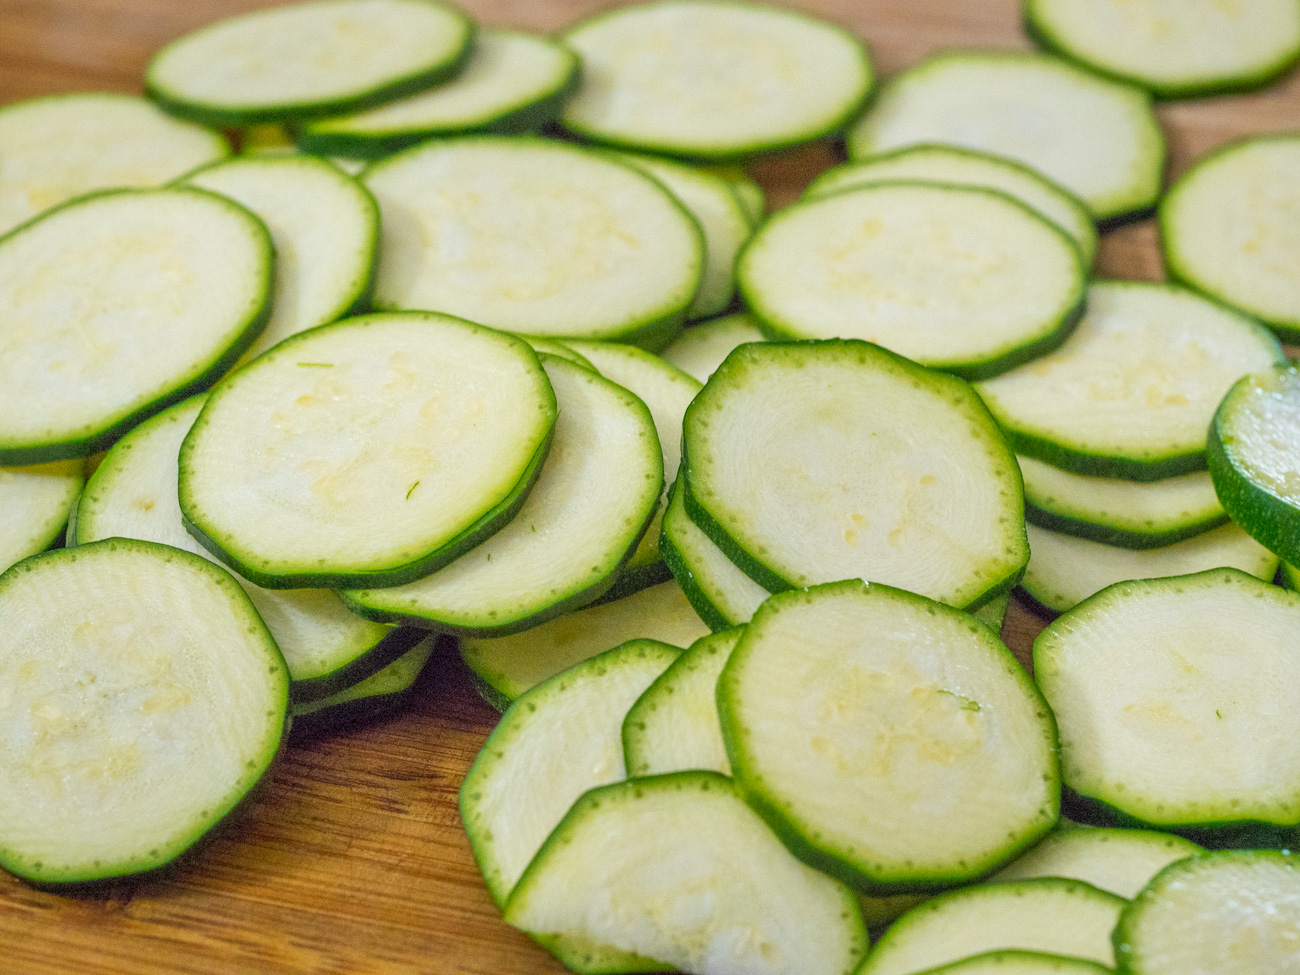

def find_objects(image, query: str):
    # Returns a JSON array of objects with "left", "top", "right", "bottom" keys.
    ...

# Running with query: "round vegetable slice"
[
  {"left": 719, "top": 580, "right": 1058, "bottom": 892},
  {"left": 1034, "top": 568, "right": 1300, "bottom": 839},
  {"left": 993, "top": 826, "right": 1202, "bottom": 898},
  {"left": 1025, "top": 0, "right": 1300, "bottom": 99},
  {"left": 364, "top": 137, "right": 703, "bottom": 349},
  {"left": 660, "top": 312, "right": 766, "bottom": 383},
  {"left": 182, "top": 155, "right": 378, "bottom": 365},
  {"left": 805, "top": 145, "right": 1097, "bottom": 265},
  {"left": 847, "top": 51, "right": 1164, "bottom": 221},
  {"left": 682, "top": 340, "right": 1028, "bottom": 610},
  {"left": 0, "top": 92, "right": 228, "bottom": 235},
  {"left": 0, "top": 461, "right": 82, "bottom": 574},
  {"left": 0, "top": 539, "right": 288, "bottom": 885},
  {"left": 343, "top": 356, "right": 662, "bottom": 635},
  {"left": 299, "top": 29, "right": 579, "bottom": 158},
  {"left": 976, "top": 281, "right": 1283, "bottom": 481},
  {"left": 145, "top": 0, "right": 474, "bottom": 127},
  {"left": 738, "top": 182, "right": 1085, "bottom": 378},
  {"left": 560, "top": 0, "right": 873, "bottom": 160},
  {"left": 1112, "top": 850, "right": 1300, "bottom": 975},
  {"left": 0, "top": 187, "right": 272, "bottom": 465},
  {"left": 518, "top": 337, "right": 594, "bottom": 371},
  {"left": 908, "top": 952, "right": 1112, "bottom": 975},
  {"left": 179, "top": 311, "right": 556, "bottom": 590},
  {"left": 290, "top": 633, "right": 438, "bottom": 738}
]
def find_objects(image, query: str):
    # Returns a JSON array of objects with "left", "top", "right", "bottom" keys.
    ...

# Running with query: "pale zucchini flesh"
[
  {"left": 910, "top": 951, "right": 1112, "bottom": 975},
  {"left": 660, "top": 312, "right": 766, "bottom": 383},
  {"left": 178, "top": 312, "right": 557, "bottom": 590},
  {"left": 290, "top": 634, "right": 438, "bottom": 736},
  {"left": 0, "top": 188, "right": 272, "bottom": 465},
  {"left": 519, "top": 337, "right": 594, "bottom": 371},
  {"left": 0, "top": 461, "right": 82, "bottom": 573},
  {"left": 993, "top": 826, "right": 1202, "bottom": 898},
  {"left": 739, "top": 182, "right": 1086, "bottom": 379}
]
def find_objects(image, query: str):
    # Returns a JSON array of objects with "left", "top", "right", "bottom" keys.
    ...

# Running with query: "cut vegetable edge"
[{"left": 0, "top": 461, "right": 84, "bottom": 574}]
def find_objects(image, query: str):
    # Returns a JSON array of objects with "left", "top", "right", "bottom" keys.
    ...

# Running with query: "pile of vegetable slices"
[{"left": 2, "top": 0, "right": 1300, "bottom": 971}]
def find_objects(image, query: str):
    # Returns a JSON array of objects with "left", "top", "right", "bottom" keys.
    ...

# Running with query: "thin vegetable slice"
[
  {"left": 504, "top": 772, "right": 868, "bottom": 975},
  {"left": 0, "top": 187, "right": 272, "bottom": 465},
  {"left": 993, "top": 826, "right": 1202, "bottom": 898},
  {"left": 0, "top": 539, "right": 288, "bottom": 885},
  {"left": 519, "top": 337, "right": 593, "bottom": 371},
  {"left": 290, "top": 634, "right": 438, "bottom": 737},
  {"left": 561, "top": 0, "right": 873, "bottom": 159},
  {"left": 660, "top": 313, "right": 766, "bottom": 383},
  {"left": 847, "top": 51, "right": 1163, "bottom": 221},
  {"left": 146, "top": 0, "right": 474, "bottom": 126},
  {"left": 179, "top": 311, "right": 556, "bottom": 590},
  {"left": 0, "top": 461, "right": 82, "bottom": 573},
  {"left": 909, "top": 952, "right": 1111, "bottom": 975}
]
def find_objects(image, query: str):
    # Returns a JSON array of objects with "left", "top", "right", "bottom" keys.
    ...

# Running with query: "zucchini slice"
[
  {"left": 460, "top": 580, "right": 710, "bottom": 703},
  {"left": 682, "top": 340, "right": 1028, "bottom": 610},
  {"left": 739, "top": 182, "right": 1085, "bottom": 378},
  {"left": 714, "top": 167, "right": 766, "bottom": 225},
  {"left": 660, "top": 478, "right": 770, "bottom": 630},
  {"left": 859, "top": 879, "right": 1125, "bottom": 975},
  {"left": 904, "top": 952, "right": 1111, "bottom": 975},
  {"left": 145, "top": 0, "right": 474, "bottom": 127},
  {"left": 719, "top": 580, "right": 1058, "bottom": 892},
  {"left": 660, "top": 312, "right": 766, "bottom": 383},
  {"left": 805, "top": 145, "right": 1097, "bottom": 266},
  {"left": 0, "top": 92, "right": 228, "bottom": 234},
  {"left": 504, "top": 772, "right": 869, "bottom": 975},
  {"left": 976, "top": 281, "right": 1283, "bottom": 481},
  {"left": 974, "top": 591, "right": 1011, "bottom": 634},
  {"left": 560, "top": 0, "right": 873, "bottom": 160},
  {"left": 0, "top": 187, "right": 272, "bottom": 466},
  {"left": 1209, "top": 363, "right": 1300, "bottom": 565},
  {"left": 299, "top": 29, "right": 579, "bottom": 158},
  {"left": 179, "top": 311, "right": 556, "bottom": 590},
  {"left": 182, "top": 155, "right": 378, "bottom": 366},
  {"left": 0, "top": 539, "right": 288, "bottom": 886},
  {"left": 994, "top": 827, "right": 1202, "bottom": 898},
  {"left": 1162, "top": 136, "right": 1300, "bottom": 341},
  {"left": 73, "top": 396, "right": 404, "bottom": 703},
  {"left": 364, "top": 137, "right": 703, "bottom": 350},
  {"left": 460, "top": 638, "right": 681, "bottom": 906},
  {"left": 240, "top": 124, "right": 296, "bottom": 156},
  {"left": 1026, "top": 0, "right": 1300, "bottom": 99},
  {"left": 1021, "top": 522, "right": 1279, "bottom": 615},
  {"left": 1021, "top": 457, "right": 1226, "bottom": 549},
  {"left": 0, "top": 461, "right": 82, "bottom": 573},
  {"left": 290, "top": 633, "right": 438, "bottom": 737},
  {"left": 847, "top": 51, "right": 1164, "bottom": 222},
  {"left": 343, "top": 355, "right": 662, "bottom": 635},
  {"left": 1112, "top": 850, "right": 1300, "bottom": 975},
  {"left": 622, "top": 628, "right": 741, "bottom": 778},
  {"left": 519, "top": 337, "right": 594, "bottom": 371},
  {"left": 1035, "top": 568, "right": 1300, "bottom": 839}
]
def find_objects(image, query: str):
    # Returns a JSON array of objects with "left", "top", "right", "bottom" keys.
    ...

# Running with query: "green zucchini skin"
[
  {"left": 659, "top": 501, "right": 733, "bottom": 631},
  {"left": 1060, "top": 788, "right": 1300, "bottom": 851},
  {"left": 287, "top": 625, "right": 429, "bottom": 705},
  {"left": 1023, "top": 501, "right": 1227, "bottom": 550},
  {"left": 587, "top": 560, "right": 675, "bottom": 607},
  {"left": 1002, "top": 428, "right": 1205, "bottom": 483}
]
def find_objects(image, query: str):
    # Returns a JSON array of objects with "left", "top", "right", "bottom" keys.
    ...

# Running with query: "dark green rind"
[
  {"left": 145, "top": 4, "right": 476, "bottom": 129},
  {"left": 467, "top": 666, "right": 513, "bottom": 713},
  {"left": 1060, "top": 787, "right": 1300, "bottom": 851},
  {"left": 588, "top": 559, "right": 675, "bottom": 607},
  {"left": 0, "top": 187, "right": 274, "bottom": 466},
  {"left": 288, "top": 626, "right": 429, "bottom": 706},
  {"left": 659, "top": 486, "right": 733, "bottom": 633},
  {"left": 996, "top": 425, "right": 1206, "bottom": 483},
  {"left": 1024, "top": 501, "right": 1228, "bottom": 551},
  {"left": 916, "top": 950, "right": 1113, "bottom": 975}
]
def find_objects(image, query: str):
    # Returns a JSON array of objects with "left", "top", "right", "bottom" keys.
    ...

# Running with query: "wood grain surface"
[{"left": 1, "top": 0, "right": 1295, "bottom": 971}]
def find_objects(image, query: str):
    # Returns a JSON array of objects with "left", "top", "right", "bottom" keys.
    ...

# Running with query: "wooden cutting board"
[{"left": 1, "top": 0, "right": 1294, "bottom": 971}]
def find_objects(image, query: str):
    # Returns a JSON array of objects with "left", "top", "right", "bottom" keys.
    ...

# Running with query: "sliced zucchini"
[
  {"left": 1162, "top": 136, "right": 1300, "bottom": 341},
  {"left": 504, "top": 772, "right": 868, "bottom": 975},
  {"left": 564, "top": 341, "right": 701, "bottom": 599},
  {"left": 709, "top": 166, "right": 766, "bottom": 225},
  {"left": 178, "top": 311, "right": 556, "bottom": 590},
  {"left": 1209, "top": 363, "right": 1300, "bottom": 565},
  {"left": 804, "top": 145, "right": 1097, "bottom": 266},
  {"left": 343, "top": 355, "right": 662, "bottom": 635},
  {"left": 1020, "top": 456, "right": 1226, "bottom": 549},
  {"left": 659, "top": 312, "right": 766, "bottom": 383},
  {"left": 0, "top": 538, "right": 288, "bottom": 885},
  {"left": 518, "top": 337, "right": 594, "bottom": 371},
  {"left": 622, "top": 628, "right": 741, "bottom": 778},
  {"left": 994, "top": 827, "right": 1202, "bottom": 898},
  {"left": 0, "top": 461, "right": 82, "bottom": 573},
  {"left": 182, "top": 155, "right": 378, "bottom": 365},
  {"left": 1035, "top": 568, "right": 1300, "bottom": 840},
  {"left": 145, "top": 0, "right": 474, "bottom": 127},
  {"left": 0, "top": 187, "right": 272, "bottom": 465},
  {"left": 976, "top": 281, "right": 1283, "bottom": 481},
  {"left": 73, "top": 395, "right": 404, "bottom": 703},
  {"left": 847, "top": 51, "right": 1164, "bottom": 221},
  {"left": 682, "top": 340, "right": 1029, "bottom": 610},
  {"left": 739, "top": 182, "right": 1085, "bottom": 379},
  {"left": 1026, "top": 0, "right": 1300, "bottom": 99},
  {"left": 719, "top": 579, "right": 1057, "bottom": 892},
  {"left": 1021, "top": 521, "right": 1279, "bottom": 615},
  {"left": 460, "top": 580, "right": 710, "bottom": 703},
  {"left": 1112, "top": 850, "right": 1300, "bottom": 975},
  {"left": 660, "top": 478, "right": 769, "bottom": 630},
  {"left": 240, "top": 124, "right": 296, "bottom": 156},
  {"left": 973, "top": 591, "right": 1011, "bottom": 633},
  {"left": 859, "top": 879, "right": 1125, "bottom": 975},
  {"left": 906, "top": 952, "right": 1111, "bottom": 975},
  {"left": 460, "top": 638, "right": 681, "bottom": 906},
  {"left": 561, "top": 0, "right": 873, "bottom": 159},
  {"left": 299, "top": 29, "right": 579, "bottom": 158},
  {"left": 290, "top": 633, "right": 438, "bottom": 737},
  {"left": 0, "top": 92, "right": 228, "bottom": 234}
]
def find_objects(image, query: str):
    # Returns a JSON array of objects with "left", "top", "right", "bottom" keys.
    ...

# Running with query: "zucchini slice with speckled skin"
[
  {"left": 993, "top": 826, "right": 1202, "bottom": 898},
  {"left": 660, "top": 313, "right": 766, "bottom": 383},
  {"left": 0, "top": 461, "right": 82, "bottom": 574},
  {"left": 290, "top": 634, "right": 439, "bottom": 737}
]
